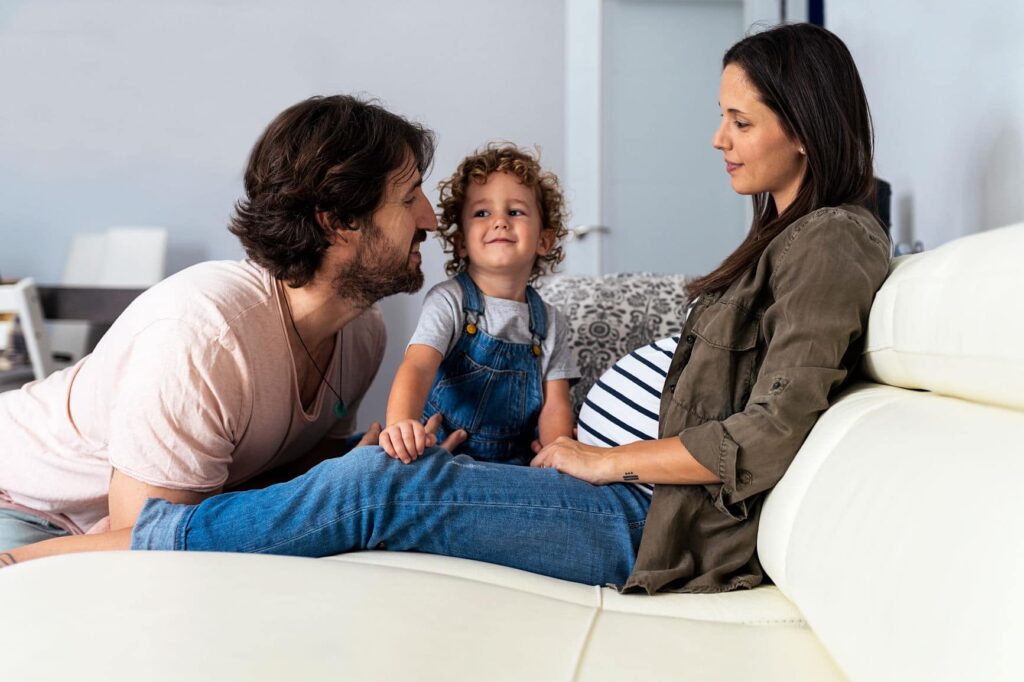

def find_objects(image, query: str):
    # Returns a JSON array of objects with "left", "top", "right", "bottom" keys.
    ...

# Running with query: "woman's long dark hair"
[{"left": 686, "top": 23, "right": 876, "bottom": 300}]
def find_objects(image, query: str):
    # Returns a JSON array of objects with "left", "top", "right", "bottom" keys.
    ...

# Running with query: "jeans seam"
[{"left": 175, "top": 504, "right": 200, "bottom": 551}]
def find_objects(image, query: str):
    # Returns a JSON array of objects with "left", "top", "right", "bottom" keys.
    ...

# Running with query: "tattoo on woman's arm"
[
  {"left": 0, "top": 552, "right": 17, "bottom": 567},
  {"left": 622, "top": 471, "right": 639, "bottom": 482}
]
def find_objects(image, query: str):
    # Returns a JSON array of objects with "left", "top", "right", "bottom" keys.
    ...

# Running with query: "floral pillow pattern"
[{"left": 540, "top": 273, "right": 690, "bottom": 415}]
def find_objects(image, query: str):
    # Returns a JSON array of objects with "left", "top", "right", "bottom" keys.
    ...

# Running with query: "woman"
[{"left": 2, "top": 23, "right": 890, "bottom": 594}]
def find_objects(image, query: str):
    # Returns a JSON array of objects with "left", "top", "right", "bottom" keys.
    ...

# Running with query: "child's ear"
[
  {"left": 454, "top": 231, "right": 468, "bottom": 259},
  {"left": 536, "top": 229, "right": 555, "bottom": 256}
]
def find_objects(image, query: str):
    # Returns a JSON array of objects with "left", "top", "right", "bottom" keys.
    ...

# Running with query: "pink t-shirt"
[{"left": 0, "top": 260, "right": 386, "bottom": 533}]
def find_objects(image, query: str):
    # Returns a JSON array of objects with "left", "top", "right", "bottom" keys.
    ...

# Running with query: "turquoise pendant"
[{"left": 334, "top": 400, "right": 348, "bottom": 419}]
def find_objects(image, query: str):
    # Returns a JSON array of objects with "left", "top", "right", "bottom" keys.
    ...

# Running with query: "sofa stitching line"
[{"left": 570, "top": 587, "right": 603, "bottom": 682}]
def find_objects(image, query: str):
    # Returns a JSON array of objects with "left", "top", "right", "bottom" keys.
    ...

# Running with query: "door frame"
[{"left": 562, "top": 0, "right": 799, "bottom": 275}]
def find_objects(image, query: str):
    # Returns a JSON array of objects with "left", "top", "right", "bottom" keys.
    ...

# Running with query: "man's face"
[{"left": 332, "top": 158, "right": 438, "bottom": 306}]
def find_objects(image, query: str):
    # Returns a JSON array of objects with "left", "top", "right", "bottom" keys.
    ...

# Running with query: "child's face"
[{"left": 458, "top": 171, "right": 553, "bottom": 281}]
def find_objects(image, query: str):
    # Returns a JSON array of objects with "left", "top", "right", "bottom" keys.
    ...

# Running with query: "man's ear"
[
  {"left": 536, "top": 229, "right": 555, "bottom": 256},
  {"left": 316, "top": 210, "right": 352, "bottom": 244}
]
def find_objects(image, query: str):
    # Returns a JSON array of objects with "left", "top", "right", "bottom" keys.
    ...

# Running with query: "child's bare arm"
[
  {"left": 537, "top": 379, "right": 576, "bottom": 447},
  {"left": 382, "top": 344, "right": 444, "bottom": 463}
]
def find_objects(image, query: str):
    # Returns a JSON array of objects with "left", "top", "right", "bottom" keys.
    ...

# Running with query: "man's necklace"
[{"left": 281, "top": 285, "right": 348, "bottom": 419}]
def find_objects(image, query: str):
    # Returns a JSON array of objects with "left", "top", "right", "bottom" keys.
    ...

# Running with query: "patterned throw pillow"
[
  {"left": 540, "top": 273, "right": 689, "bottom": 415},
  {"left": 576, "top": 336, "right": 680, "bottom": 495}
]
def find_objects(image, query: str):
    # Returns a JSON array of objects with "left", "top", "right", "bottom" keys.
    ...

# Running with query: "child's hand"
[{"left": 380, "top": 419, "right": 430, "bottom": 464}]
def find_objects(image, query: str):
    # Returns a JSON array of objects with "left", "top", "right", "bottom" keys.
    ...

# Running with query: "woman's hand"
[{"left": 529, "top": 437, "right": 615, "bottom": 485}]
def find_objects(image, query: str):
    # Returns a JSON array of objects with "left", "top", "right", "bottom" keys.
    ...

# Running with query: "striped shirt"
[{"left": 577, "top": 336, "right": 680, "bottom": 495}]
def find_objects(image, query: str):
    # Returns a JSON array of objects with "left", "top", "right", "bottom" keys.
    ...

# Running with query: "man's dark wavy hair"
[{"left": 229, "top": 95, "right": 436, "bottom": 287}]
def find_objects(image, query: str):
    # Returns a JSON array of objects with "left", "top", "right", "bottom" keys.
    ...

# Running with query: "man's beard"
[{"left": 332, "top": 222, "right": 424, "bottom": 307}]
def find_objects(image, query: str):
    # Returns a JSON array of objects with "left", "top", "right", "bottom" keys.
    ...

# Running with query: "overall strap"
[
  {"left": 455, "top": 272, "right": 485, "bottom": 315},
  {"left": 525, "top": 285, "right": 548, "bottom": 341}
]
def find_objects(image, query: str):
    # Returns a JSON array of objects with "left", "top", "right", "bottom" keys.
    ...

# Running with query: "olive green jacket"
[{"left": 622, "top": 205, "right": 891, "bottom": 594}]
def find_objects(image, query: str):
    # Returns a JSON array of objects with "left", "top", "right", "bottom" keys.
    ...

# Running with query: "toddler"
[{"left": 380, "top": 144, "right": 579, "bottom": 464}]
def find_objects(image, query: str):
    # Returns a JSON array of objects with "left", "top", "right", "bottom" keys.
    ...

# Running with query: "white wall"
[
  {"left": 5, "top": 0, "right": 1020, "bottom": 427},
  {"left": 0, "top": 0, "right": 565, "bottom": 426},
  {"left": 828, "top": 0, "right": 1024, "bottom": 248},
  {"left": 601, "top": 0, "right": 748, "bottom": 277}
]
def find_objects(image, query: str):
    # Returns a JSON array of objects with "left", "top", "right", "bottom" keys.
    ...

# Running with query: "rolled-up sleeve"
[{"left": 682, "top": 212, "right": 890, "bottom": 517}]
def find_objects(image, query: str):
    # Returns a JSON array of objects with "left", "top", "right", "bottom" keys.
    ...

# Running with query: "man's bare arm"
[
  {"left": 108, "top": 469, "right": 218, "bottom": 529},
  {"left": 1, "top": 470, "right": 217, "bottom": 566},
  {"left": 2, "top": 528, "right": 134, "bottom": 565}
]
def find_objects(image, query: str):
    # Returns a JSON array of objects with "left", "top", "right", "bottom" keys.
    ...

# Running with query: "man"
[{"left": 0, "top": 95, "right": 463, "bottom": 557}]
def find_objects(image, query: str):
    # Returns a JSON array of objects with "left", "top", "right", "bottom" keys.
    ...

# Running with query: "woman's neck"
[{"left": 465, "top": 265, "right": 531, "bottom": 302}]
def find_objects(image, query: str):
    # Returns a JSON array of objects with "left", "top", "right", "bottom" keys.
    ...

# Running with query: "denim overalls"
[{"left": 422, "top": 272, "right": 547, "bottom": 464}]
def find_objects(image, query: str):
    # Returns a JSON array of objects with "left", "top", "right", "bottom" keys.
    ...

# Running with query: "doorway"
[{"left": 563, "top": 0, "right": 787, "bottom": 277}]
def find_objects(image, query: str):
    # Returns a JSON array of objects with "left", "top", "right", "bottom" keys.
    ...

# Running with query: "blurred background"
[{"left": 1, "top": 0, "right": 1022, "bottom": 425}]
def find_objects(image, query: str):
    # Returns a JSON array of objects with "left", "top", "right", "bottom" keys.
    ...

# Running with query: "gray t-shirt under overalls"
[{"left": 409, "top": 273, "right": 580, "bottom": 463}]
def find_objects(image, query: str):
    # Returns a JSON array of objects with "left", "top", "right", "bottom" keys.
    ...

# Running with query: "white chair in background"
[
  {"left": 0, "top": 278, "right": 55, "bottom": 381},
  {"left": 62, "top": 226, "right": 169, "bottom": 288},
  {"left": 50, "top": 226, "right": 168, "bottom": 363}
]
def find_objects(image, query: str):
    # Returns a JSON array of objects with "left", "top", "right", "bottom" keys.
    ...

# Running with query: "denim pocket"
[{"left": 429, "top": 353, "right": 528, "bottom": 437}]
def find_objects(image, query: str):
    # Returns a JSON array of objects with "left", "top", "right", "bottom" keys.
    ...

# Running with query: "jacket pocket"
[
  {"left": 671, "top": 301, "right": 762, "bottom": 420},
  {"left": 691, "top": 301, "right": 759, "bottom": 351}
]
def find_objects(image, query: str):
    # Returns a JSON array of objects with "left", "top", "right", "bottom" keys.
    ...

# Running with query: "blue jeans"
[
  {"left": 0, "top": 509, "right": 70, "bottom": 552},
  {"left": 133, "top": 446, "right": 651, "bottom": 586}
]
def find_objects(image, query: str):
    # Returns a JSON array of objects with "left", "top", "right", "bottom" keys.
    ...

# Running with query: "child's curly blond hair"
[{"left": 435, "top": 143, "right": 569, "bottom": 285}]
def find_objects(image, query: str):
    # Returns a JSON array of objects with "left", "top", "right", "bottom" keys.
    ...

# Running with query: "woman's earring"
[{"left": 799, "top": 146, "right": 806, "bottom": 155}]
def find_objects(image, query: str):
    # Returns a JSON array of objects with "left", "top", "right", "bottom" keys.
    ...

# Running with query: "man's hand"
[
  {"left": 423, "top": 412, "right": 468, "bottom": 454},
  {"left": 529, "top": 436, "right": 614, "bottom": 485},
  {"left": 355, "top": 422, "right": 382, "bottom": 448}
]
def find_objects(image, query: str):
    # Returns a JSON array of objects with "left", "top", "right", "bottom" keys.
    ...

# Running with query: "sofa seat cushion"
[
  {"left": 334, "top": 552, "right": 845, "bottom": 680},
  {"left": 0, "top": 551, "right": 596, "bottom": 681},
  {"left": 0, "top": 550, "right": 843, "bottom": 681},
  {"left": 333, "top": 550, "right": 807, "bottom": 625}
]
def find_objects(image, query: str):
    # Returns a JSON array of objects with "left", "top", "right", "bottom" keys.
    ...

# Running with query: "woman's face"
[{"left": 712, "top": 64, "right": 807, "bottom": 214}]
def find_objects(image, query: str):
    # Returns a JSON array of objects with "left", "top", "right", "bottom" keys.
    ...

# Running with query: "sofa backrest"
[
  {"left": 862, "top": 222, "right": 1024, "bottom": 411},
  {"left": 758, "top": 222, "right": 1024, "bottom": 681}
]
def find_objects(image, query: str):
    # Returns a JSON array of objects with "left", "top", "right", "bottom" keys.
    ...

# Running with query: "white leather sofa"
[{"left": 2, "top": 223, "right": 1021, "bottom": 681}]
